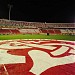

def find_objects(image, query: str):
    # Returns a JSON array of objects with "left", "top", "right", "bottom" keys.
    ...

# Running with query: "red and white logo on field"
[{"left": 0, "top": 39, "right": 75, "bottom": 75}]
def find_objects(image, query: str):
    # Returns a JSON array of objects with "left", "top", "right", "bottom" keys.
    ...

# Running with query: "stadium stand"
[
  {"left": 40, "top": 29, "right": 48, "bottom": 33},
  {"left": 10, "top": 29, "right": 21, "bottom": 34},
  {"left": 0, "top": 29, "right": 11, "bottom": 35},
  {"left": 60, "top": 29, "right": 68, "bottom": 35},
  {"left": 0, "top": 19, "right": 75, "bottom": 35},
  {"left": 54, "top": 29, "right": 61, "bottom": 34},
  {"left": 72, "top": 29, "right": 75, "bottom": 35},
  {"left": 19, "top": 29, "right": 40, "bottom": 34},
  {"left": 47, "top": 29, "right": 55, "bottom": 34}
]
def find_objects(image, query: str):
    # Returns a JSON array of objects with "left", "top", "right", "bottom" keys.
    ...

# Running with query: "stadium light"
[{"left": 8, "top": 4, "right": 13, "bottom": 20}]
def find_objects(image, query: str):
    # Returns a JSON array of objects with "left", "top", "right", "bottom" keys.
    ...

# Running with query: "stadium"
[
  {"left": 0, "top": 19, "right": 75, "bottom": 40},
  {"left": 0, "top": 19, "right": 75, "bottom": 75}
]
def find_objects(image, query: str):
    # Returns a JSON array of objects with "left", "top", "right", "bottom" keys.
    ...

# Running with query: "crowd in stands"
[{"left": 0, "top": 19, "right": 75, "bottom": 35}]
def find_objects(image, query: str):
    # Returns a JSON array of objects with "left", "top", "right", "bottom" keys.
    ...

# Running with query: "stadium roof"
[{"left": 0, "top": 0, "right": 75, "bottom": 23}]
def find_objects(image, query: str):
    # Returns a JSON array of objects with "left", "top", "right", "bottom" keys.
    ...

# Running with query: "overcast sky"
[{"left": 0, "top": 0, "right": 75, "bottom": 23}]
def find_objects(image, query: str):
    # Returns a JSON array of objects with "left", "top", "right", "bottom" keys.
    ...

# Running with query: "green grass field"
[{"left": 0, "top": 34, "right": 75, "bottom": 41}]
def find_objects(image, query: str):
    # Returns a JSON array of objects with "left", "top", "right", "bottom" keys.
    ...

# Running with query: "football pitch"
[
  {"left": 0, "top": 34, "right": 75, "bottom": 41},
  {"left": 0, "top": 34, "right": 75, "bottom": 75}
]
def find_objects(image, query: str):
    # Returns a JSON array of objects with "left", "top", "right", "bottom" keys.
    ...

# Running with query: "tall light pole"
[{"left": 8, "top": 4, "right": 13, "bottom": 20}]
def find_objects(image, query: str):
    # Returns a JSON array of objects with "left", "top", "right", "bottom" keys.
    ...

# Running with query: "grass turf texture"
[{"left": 0, "top": 34, "right": 75, "bottom": 41}]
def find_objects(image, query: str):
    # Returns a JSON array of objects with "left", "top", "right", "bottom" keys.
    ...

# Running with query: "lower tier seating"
[
  {"left": 19, "top": 29, "right": 40, "bottom": 34},
  {"left": 0, "top": 29, "right": 20, "bottom": 34},
  {"left": 0, "top": 29, "right": 75, "bottom": 35}
]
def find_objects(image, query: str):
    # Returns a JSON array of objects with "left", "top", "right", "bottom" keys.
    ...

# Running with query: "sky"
[{"left": 0, "top": 0, "right": 75, "bottom": 23}]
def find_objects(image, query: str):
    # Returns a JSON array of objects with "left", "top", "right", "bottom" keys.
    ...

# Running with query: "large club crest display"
[{"left": 0, "top": 39, "right": 75, "bottom": 75}]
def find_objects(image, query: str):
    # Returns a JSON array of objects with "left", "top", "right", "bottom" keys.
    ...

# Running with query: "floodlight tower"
[{"left": 8, "top": 4, "right": 13, "bottom": 20}]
